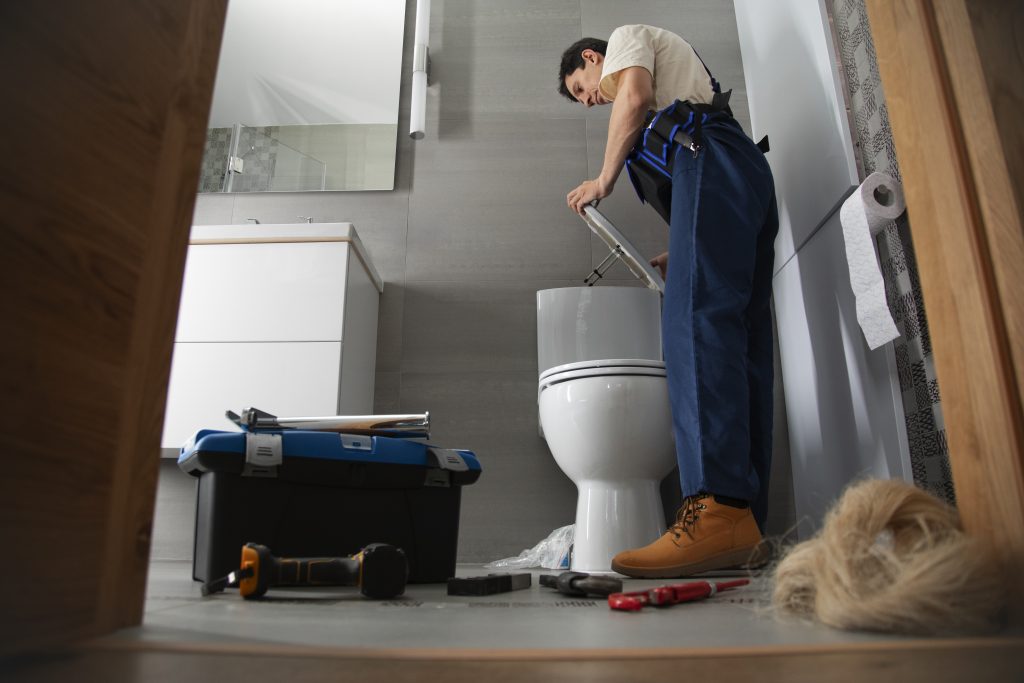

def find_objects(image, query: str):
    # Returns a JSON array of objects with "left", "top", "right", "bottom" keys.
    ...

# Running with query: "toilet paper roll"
[{"left": 839, "top": 171, "right": 905, "bottom": 350}]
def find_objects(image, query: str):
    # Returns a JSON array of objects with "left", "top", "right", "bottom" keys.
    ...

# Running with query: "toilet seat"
[
  {"left": 538, "top": 358, "right": 666, "bottom": 392},
  {"left": 539, "top": 358, "right": 665, "bottom": 381}
]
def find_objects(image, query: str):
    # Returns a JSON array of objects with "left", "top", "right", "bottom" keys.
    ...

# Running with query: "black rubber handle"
[
  {"left": 271, "top": 557, "right": 360, "bottom": 587},
  {"left": 242, "top": 542, "right": 408, "bottom": 599},
  {"left": 271, "top": 545, "right": 409, "bottom": 599}
]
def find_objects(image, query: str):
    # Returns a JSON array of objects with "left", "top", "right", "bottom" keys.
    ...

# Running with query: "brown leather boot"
[{"left": 611, "top": 494, "right": 764, "bottom": 578}]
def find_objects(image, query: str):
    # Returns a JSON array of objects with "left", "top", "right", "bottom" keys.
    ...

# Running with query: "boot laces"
[{"left": 670, "top": 494, "right": 709, "bottom": 540}]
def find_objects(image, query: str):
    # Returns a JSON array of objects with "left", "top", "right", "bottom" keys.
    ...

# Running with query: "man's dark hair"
[{"left": 557, "top": 37, "right": 608, "bottom": 102}]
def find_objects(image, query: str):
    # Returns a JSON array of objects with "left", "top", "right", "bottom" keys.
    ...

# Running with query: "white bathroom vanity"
[{"left": 160, "top": 222, "right": 382, "bottom": 452}]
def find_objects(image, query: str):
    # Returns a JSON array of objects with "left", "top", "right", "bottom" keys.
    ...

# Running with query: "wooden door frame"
[
  {"left": 0, "top": 0, "right": 228, "bottom": 655},
  {"left": 865, "top": 0, "right": 1024, "bottom": 598}
]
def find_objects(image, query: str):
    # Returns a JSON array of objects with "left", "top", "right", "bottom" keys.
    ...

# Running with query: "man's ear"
[{"left": 581, "top": 48, "right": 600, "bottom": 65}]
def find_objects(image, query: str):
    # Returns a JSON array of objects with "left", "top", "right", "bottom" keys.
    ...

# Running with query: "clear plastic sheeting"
[{"left": 484, "top": 524, "right": 574, "bottom": 570}]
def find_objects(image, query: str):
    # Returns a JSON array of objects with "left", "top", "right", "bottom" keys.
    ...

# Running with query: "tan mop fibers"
[{"left": 772, "top": 479, "right": 1006, "bottom": 635}]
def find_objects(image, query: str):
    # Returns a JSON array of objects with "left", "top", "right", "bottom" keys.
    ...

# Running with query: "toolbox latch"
[
  {"left": 424, "top": 448, "right": 470, "bottom": 488},
  {"left": 243, "top": 432, "right": 282, "bottom": 477},
  {"left": 340, "top": 434, "right": 372, "bottom": 451},
  {"left": 428, "top": 448, "right": 470, "bottom": 472},
  {"left": 424, "top": 469, "right": 451, "bottom": 488}
]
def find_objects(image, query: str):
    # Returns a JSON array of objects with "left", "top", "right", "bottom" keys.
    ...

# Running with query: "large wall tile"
[
  {"left": 428, "top": 0, "right": 582, "bottom": 121},
  {"left": 192, "top": 193, "right": 234, "bottom": 225},
  {"left": 399, "top": 370, "right": 577, "bottom": 561},
  {"left": 376, "top": 283, "right": 405, "bottom": 373},
  {"left": 458, "top": 447, "right": 579, "bottom": 563},
  {"left": 229, "top": 190, "right": 411, "bottom": 286},
  {"left": 407, "top": 119, "right": 592, "bottom": 282},
  {"left": 373, "top": 371, "right": 401, "bottom": 414},
  {"left": 402, "top": 279, "right": 576, "bottom": 375}
]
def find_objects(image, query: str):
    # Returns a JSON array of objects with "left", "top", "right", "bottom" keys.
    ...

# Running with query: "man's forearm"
[
  {"left": 598, "top": 65, "right": 655, "bottom": 190},
  {"left": 599, "top": 94, "right": 649, "bottom": 189}
]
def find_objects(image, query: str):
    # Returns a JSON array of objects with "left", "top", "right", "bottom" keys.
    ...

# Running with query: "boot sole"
[{"left": 611, "top": 545, "right": 763, "bottom": 579}]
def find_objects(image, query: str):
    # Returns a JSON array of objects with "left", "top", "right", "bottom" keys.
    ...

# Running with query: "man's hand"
[
  {"left": 650, "top": 251, "right": 669, "bottom": 279},
  {"left": 567, "top": 176, "right": 613, "bottom": 215}
]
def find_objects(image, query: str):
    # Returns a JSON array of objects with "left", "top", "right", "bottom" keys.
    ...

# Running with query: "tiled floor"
[
  {"left": 7, "top": 561, "right": 1021, "bottom": 683},
  {"left": 121, "top": 560, "right": 903, "bottom": 651}
]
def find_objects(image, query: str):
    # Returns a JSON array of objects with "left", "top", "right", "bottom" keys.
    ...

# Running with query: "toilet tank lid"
[
  {"left": 539, "top": 358, "right": 665, "bottom": 381},
  {"left": 581, "top": 205, "right": 665, "bottom": 294}
]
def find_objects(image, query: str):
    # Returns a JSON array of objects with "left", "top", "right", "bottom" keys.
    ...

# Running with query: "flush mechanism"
[
  {"left": 584, "top": 245, "right": 626, "bottom": 286},
  {"left": 579, "top": 204, "right": 665, "bottom": 294}
]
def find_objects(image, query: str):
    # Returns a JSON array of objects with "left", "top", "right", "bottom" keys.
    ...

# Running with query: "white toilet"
[{"left": 537, "top": 285, "right": 676, "bottom": 573}]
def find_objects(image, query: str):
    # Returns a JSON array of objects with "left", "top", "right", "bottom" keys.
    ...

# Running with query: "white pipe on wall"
[{"left": 409, "top": 0, "right": 430, "bottom": 139}]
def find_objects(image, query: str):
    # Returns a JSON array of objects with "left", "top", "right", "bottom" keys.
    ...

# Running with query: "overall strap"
[
  {"left": 693, "top": 48, "right": 769, "bottom": 153},
  {"left": 692, "top": 48, "right": 732, "bottom": 117}
]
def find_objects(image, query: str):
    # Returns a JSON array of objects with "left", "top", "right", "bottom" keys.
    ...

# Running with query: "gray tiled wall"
[{"left": 154, "top": 0, "right": 795, "bottom": 564}]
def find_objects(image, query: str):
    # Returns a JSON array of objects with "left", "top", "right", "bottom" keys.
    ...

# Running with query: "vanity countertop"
[{"left": 188, "top": 222, "right": 382, "bottom": 292}]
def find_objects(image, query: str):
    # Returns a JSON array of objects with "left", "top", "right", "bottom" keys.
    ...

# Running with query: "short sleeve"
[{"left": 599, "top": 25, "right": 656, "bottom": 101}]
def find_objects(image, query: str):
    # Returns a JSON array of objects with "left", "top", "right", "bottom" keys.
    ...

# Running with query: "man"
[{"left": 558, "top": 25, "right": 779, "bottom": 577}]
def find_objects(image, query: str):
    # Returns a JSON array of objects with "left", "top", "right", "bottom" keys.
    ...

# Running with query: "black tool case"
[{"left": 178, "top": 429, "right": 482, "bottom": 584}]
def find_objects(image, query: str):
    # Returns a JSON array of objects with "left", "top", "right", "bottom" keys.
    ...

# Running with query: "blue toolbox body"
[{"left": 178, "top": 429, "right": 482, "bottom": 584}]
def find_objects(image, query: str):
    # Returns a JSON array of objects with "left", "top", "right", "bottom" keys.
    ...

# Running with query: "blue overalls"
[{"left": 625, "top": 91, "right": 779, "bottom": 532}]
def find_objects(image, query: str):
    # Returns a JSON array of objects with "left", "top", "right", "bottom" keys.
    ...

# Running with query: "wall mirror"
[{"left": 198, "top": 0, "right": 406, "bottom": 193}]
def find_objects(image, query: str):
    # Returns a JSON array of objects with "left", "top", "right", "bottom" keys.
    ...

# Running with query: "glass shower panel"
[
  {"left": 198, "top": 124, "right": 327, "bottom": 193},
  {"left": 221, "top": 124, "right": 326, "bottom": 193},
  {"left": 272, "top": 144, "right": 328, "bottom": 192}
]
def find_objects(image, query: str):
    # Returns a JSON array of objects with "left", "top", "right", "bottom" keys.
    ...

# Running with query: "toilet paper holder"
[{"left": 839, "top": 172, "right": 907, "bottom": 350}]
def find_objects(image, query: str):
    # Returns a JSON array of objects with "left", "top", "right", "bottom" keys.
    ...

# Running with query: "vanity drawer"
[
  {"left": 174, "top": 241, "right": 353, "bottom": 343},
  {"left": 161, "top": 341, "right": 344, "bottom": 449}
]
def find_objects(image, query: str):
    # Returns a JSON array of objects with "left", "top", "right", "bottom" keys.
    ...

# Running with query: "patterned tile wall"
[
  {"left": 830, "top": 0, "right": 955, "bottom": 505},
  {"left": 231, "top": 126, "right": 280, "bottom": 192},
  {"left": 198, "top": 127, "right": 231, "bottom": 193},
  {"left": 198, "top": 126, "right": 281, "bottom": 193}
]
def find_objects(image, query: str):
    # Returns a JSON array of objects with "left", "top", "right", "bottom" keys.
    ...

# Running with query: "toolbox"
[{"left": 178, "top": 429, "right": 482, "bottom": 584}]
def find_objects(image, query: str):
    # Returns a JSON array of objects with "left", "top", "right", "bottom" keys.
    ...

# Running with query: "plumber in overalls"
[{"left": 560, "top": 24, "right": 778, "bottom": 577}]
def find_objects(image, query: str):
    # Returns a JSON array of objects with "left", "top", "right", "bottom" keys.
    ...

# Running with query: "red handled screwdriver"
[{"left": 608, "top": 578, "right": 749, "bottom": 611}]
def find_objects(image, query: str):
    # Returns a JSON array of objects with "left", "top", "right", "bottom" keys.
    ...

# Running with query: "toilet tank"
[{"left": 536, "top": 286, "right": 662, "bottom": 377}]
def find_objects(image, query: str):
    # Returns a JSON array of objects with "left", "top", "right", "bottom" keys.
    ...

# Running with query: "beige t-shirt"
[{"left": 599, "top": 24, "right": 715, "bottom": 111}]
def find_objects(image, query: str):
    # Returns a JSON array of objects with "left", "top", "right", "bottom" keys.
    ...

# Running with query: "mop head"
[{"left": 772, "top": 478, "right": 1006, "bottom": 636}]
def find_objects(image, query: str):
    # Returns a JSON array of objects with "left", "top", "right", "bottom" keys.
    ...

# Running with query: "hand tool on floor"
[
  {"left": 608, "top": 578, "right": 749, "bottom": 612},
  {"left": 447, "top": 573, "right": 532, "bottom": 596},
  {"left": 202, "top": 542, "right": 408, "bottom": 600},
  {"left": 539, "top": 571, "right": 623, "bottom": 598}
]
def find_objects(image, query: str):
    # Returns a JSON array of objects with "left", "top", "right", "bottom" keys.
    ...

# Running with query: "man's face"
[{"left": 564, "top": 49, "right": 608, "bottom": 107}]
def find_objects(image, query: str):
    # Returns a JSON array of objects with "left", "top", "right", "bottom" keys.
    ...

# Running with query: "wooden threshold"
[{"left": 4, "top": 635, "right": 1021, "bottom": 683}]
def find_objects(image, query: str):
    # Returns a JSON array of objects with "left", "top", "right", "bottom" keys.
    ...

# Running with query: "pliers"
[{"left": 539, "top": 571, "right": 623, "bottom": 598}]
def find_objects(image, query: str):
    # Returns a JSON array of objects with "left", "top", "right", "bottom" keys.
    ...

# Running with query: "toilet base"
[{"left": 570, "top": 479, "right": 666, "bottom": 573}]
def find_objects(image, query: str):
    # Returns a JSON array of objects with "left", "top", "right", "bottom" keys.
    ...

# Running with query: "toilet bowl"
[
  {"left": 535, "top": 209, "right": 671, "bottom": 573},
  {"left": 538, "top": 358, "right": 676, "bottom": 573}
]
